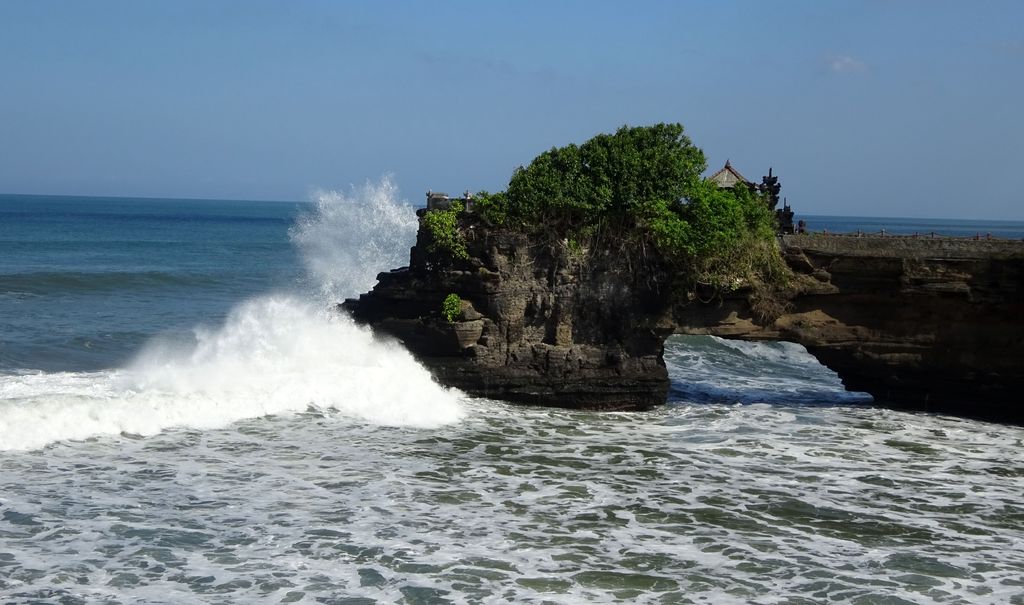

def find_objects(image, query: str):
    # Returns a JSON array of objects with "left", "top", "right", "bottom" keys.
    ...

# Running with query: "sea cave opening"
[{"left": 663, "top": 334, "right": 873, "bottom": 408}]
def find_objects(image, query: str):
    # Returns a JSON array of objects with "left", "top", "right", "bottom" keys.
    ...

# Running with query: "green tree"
[
  {"left": 441, "top": 293, "right": 462, "bottom": 322},
  {"left": 457, "top": 123, "right": 786, "bottom": 306},
  {"left": 422, "top": 206, "right": 468, "bottom": 259},
  {"left": 674, "top": 179, "right": 783, "bottom": 292},
  {"left": 490, "top": 123, "right": 706, "bottom": 227}
]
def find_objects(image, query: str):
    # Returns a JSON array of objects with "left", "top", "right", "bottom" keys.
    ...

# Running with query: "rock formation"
[
  {"left": 343, "top": 215, "right": 675, "bottom": 410},
  {"left": 344, "top": 217, "right": 1024, "bottom": 423},
  {"left": 679, "top": 234, "right": 1024, "bottom": 422}
]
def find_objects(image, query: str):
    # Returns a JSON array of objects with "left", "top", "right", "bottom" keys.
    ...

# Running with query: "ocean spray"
[
  {"left": 0, "top": 178, "right": 464, "bottom": 451},
  {"left": 290, "top": 176, "right": 420, "bottom": 302}
]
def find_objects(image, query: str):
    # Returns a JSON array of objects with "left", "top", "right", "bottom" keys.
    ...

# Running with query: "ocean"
[{"left": 1, "top": 185, "right": 1022, "bottom": 604}]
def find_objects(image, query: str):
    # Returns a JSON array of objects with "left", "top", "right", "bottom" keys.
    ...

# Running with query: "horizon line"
[
  {"left": 1, "top": 191, "right": 1022, "bottom": 223},
  {"left": 0, "top": 191, "right": 304, "bottom": 204}
]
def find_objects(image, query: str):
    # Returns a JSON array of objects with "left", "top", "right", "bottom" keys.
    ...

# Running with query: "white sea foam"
[
  {"left": 6, "top": 185, "right": 1022, "bottom": 603},
  {"left": 0, "top": 177, "right": 462, "bottom": 451},
  {"left": 2, "top": 401, "right": 1021, "bottom": 603},
  {"left": 0, "top": 298, "right": 462, "bottom": 451},
  {"left": 665, "top": 334, "right": 871, "bottom": 405},
  {"left": 711, "top": 335, "right": 822, "bottom": 366}
]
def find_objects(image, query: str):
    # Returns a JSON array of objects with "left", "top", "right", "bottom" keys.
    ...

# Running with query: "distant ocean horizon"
[
  {"left": 4, "top": 193, "right": 1024, "bottom": 238},
  {"left": 1, "top": 191, "right": 1022, "bottom": 603},
  {"left": 801, "top": 214, "right": 1024, "bottom": 239}
]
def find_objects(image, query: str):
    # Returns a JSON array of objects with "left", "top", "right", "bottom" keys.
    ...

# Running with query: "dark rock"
[
  {"left": 343, "top": 223, "right": 674, "bottom": 410},
  {"left": 676, "top": 235, "right": 1024, "bottom": 423},
  {"left": 345, "top": 218, "right": 1024, "bottom": 422}
]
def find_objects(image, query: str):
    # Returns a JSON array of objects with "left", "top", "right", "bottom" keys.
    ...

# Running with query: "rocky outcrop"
[
  {"left": 345, "top": 216, "right": 1024, "bottom": 422},
  {"left": 676, "top": 235, "right": 1024, "bottom": 422},
  {"left": 343, "top": 219, "right": 675, "bottom": 410}
]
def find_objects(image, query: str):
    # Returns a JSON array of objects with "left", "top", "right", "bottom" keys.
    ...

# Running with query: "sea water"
[{"left": 1, "top": 186, "right": 1022, "bottom": 604}]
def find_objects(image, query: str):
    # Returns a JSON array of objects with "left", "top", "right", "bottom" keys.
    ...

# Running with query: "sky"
[{"left": 1, "top": 0, "right": 1022, "bottom": 219}]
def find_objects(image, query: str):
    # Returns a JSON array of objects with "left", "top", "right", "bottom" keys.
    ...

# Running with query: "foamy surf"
[
  {"left": 0, "top": 296, "right": 464, "bottom": 451},
  {"left": 4, "top": 193, "right": 1022, "bottom": 604},
  {"left": 665, "top": 334, "right": 872, "bottom": 405},
  {"left": 0, "top": 178, "right": 463, "bottom": 451}
]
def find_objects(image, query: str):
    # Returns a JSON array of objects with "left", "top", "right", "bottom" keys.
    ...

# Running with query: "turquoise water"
[{"left": 1, "top": 190, "right": 1022, "bottom": 603}]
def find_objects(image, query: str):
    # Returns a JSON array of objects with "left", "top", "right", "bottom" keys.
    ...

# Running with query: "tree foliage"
[
  {"left": 422, "top": 206, "right": 468, "bottom": 260},
  {"left": 429, "top": 123, "right": 787, "bottom": 302},
  {"left": 441, "top": 293, "right": 462, "bottom": 322},
  {"left": 482, "top": 123, "right": 706, "bottom": 227}
]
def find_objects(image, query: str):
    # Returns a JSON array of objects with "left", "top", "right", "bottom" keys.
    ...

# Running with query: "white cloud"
[{"left": 827, "top": 54, "right": 869, "bottom": 75}]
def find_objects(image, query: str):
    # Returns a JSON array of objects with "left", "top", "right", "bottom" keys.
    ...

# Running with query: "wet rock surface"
[
  {"left": 343, "top": 223, "right": 674, "bottom": 410},
  {"left": 345, "top": 220, "right": 1024, "bottom": 421},
  {"left": 678, "top": 235, "right": 1024, "bottom": 422}
]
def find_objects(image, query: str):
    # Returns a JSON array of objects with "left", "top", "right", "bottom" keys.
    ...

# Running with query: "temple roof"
[{"left": 707, "top": 160, "right": 751, "bottom": 189}]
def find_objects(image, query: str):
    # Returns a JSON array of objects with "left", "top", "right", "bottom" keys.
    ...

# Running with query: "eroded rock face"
[
  {"left": 676, "top": 235, "right": 1024, "bottom": 422},
  {"left": 345, "top": 217, "right": 1024, "bottom": 422},
  {"left": 343, "top": 221, "right": 675, "bottom": 410}
]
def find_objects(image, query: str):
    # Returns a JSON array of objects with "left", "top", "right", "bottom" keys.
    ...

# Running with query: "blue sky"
[{"left": 1, "top": 0, "right": 1022, "bottom": 219}]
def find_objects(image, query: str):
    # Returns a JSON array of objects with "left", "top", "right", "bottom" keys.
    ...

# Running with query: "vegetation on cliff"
[
  {"left": 441, "top": 293, "right": 462, "bottom": 322},
  {"left": 437, "top": 123, "right": 788, "bottom": 311},
  {"left": 422, "top": 205, "right": 468, "bottom": 260},
  {"left": 476, "top": 123, "right": 702, "bottom": 227}
]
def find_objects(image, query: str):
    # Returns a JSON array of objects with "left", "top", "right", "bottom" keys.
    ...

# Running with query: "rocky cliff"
[
  {"left": 677, "top": 234, "right": 1024, "bottom": 422},
  {"left": 343, "top": 215, "right": 675, "bottom": 410},
  {"left": 344, "top": 217, "right": 1024, "bottom": 422}
]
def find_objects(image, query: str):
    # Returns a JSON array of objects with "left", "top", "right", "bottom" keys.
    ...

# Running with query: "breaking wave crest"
[
  {"left": 665, "top": 335, "right": 871, "bottom": 406},
  {"left": 290, "top": 176, "right": 419, "bottom": 301},
  {"left": 0, "top": 177, "right": 463, "bottom": 451}
]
